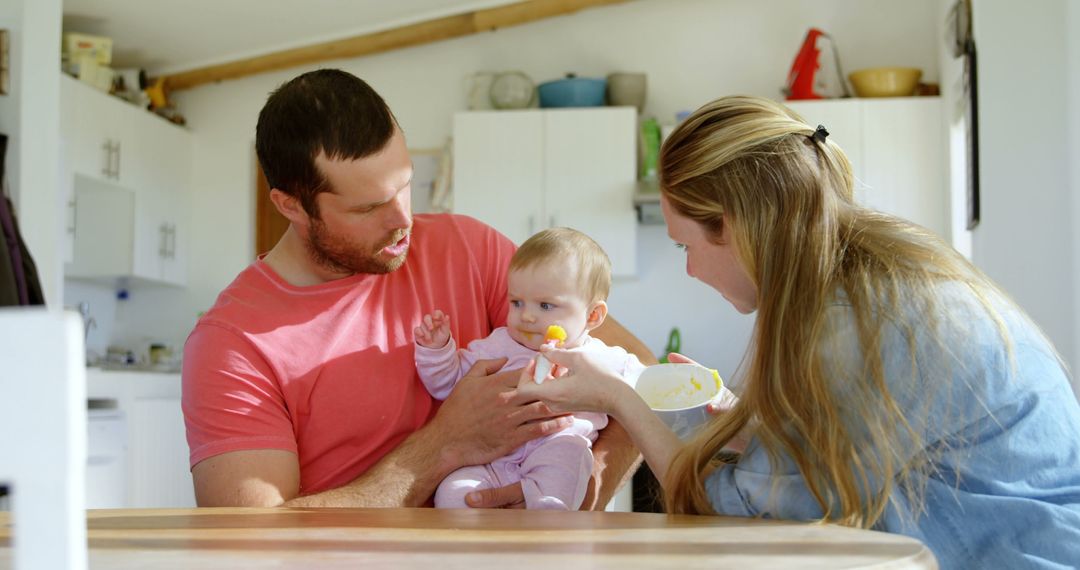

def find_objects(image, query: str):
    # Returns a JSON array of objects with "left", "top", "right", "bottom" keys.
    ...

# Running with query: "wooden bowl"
[{"left": 848, "top": 67, "right": 922, "bottom": 97}]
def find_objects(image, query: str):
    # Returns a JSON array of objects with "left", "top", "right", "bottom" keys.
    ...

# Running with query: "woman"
[{"left": 521, "top": 96, "right": 1080, "bottom": 568}]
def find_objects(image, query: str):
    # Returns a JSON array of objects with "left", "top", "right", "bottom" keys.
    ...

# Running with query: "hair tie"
[{"left": 812, "top": 124, "right": 829, "bottom": 144}]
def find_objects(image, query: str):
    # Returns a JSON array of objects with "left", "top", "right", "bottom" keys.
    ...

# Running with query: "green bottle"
[
  {"left": 640, "top": 117, "right": 661, "bottom": 180},
  {"left": 658, "top": 327, "right": 680, "bottom": 364}
]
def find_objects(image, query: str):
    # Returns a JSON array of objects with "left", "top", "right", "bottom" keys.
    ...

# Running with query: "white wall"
[
  {"left": 62, "top": 280, "right": 118, "bottom": 361},
  {"left": 161, "top": 0, "right": 941, "bottom": 378},
  {"left": 971, "top": 0, "right": 1077, "bottom": 388},
  {"left": 1070, "top": 0, "right": 1080, "bottom": 390},
  {"left": 0, "top": 0, "right": 62, "bottom": 305}
]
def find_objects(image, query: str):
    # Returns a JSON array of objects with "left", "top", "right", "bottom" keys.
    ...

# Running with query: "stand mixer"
[{"left": 784, "top": 27, "right": 851, "bottom": 100}]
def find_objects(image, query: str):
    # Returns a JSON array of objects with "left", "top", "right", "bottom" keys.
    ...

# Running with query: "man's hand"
[
  {"left": 430, "top": 357, "right": 574, "bottom": 477},
  {"left": 464, "top": 483, "right": 526, "bottom": 509},
  {"left": 414, "top": 310, "right": 452, "bottom": 349}
]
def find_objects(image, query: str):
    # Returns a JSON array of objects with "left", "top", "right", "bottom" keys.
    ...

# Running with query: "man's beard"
[{"left": 306, "top": 218, "right": 410, "bottom": 275}]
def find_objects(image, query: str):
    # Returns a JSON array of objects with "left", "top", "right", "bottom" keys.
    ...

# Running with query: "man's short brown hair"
[{"left": 255, "top": 69, "right": 397, "bottom": 219}]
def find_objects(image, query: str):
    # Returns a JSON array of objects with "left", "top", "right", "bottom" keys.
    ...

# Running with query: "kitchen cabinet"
[
  {"left": 60, "top": 76, "right": 131, "bottom": 187},
  {"left": 64, "top": 175, "right": 136, "bottom": 278},
  {"left": 784, "top": 97, "right": 948, "bottom": 241},
  {"left": 453, "top": 107, "right": 638, "bottom": 277},
  {"left": 60, "top": 74, "right": 192, "bottom": 286},
  {"left": 86, "top": 369, "right": 195, "bottom": 509}
]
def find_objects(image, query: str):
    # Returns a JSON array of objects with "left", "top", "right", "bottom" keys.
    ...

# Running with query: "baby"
[{"left": 413, "top": 227, "right": 645, "bottom": 510}]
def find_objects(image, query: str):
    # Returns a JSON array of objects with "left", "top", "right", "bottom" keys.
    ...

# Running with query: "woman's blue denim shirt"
[{"left": 706, "top": 283, "right": 1080, "bottom": 568}]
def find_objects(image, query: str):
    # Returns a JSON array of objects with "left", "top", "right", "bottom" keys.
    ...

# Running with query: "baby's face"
[{"left": 506, "top": 260, "right": 593, "bottom": 351}]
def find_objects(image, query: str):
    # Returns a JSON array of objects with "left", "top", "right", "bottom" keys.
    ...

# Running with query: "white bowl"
[{"left": 633, "top": 363, "right": 722, "bottom": 440}]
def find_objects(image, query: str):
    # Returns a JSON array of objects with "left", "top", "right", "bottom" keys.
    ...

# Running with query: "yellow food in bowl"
[{"left": 848, "top": 67, "right": 922, "bottom": 98}]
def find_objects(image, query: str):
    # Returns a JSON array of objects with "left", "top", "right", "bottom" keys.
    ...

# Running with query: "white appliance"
[{"left": 86, "top": 405, "right": 127, "bottom": 508}]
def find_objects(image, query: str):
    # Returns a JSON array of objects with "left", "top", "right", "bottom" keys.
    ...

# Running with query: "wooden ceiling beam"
[{"left": 161, "top": 0, "right": 630, "bottom": 92}]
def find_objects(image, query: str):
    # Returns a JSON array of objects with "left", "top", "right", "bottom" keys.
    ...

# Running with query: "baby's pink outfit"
[{"left": 415, "top": 327, "right": 645, "bottom": 509}]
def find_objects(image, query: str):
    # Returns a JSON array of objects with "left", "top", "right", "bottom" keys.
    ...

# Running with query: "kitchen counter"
[
  {"left": 0, "top": 507, "right": 937, "bottom": 569},
  {"left": 86, "top": 366, "right": 181, "bottom": 401}
]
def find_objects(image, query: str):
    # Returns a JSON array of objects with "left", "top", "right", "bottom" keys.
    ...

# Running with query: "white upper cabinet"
[
  {"left": 453, "top": 107, "right": 638, "bottom": 277},
  {"left": 60, "top": 74, "right": 193, "bottom": 286},
  {"left": 61, "top": 75, "right": 131, "bottom": 186},
  {"left": 454, "top": 111, "right": 546, "bottom": 245},
  {"left": 785, "top": 97, "right": 948, "bottom": 241}
]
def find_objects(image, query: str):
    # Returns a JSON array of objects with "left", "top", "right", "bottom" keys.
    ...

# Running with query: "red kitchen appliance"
[{"left": 784, "top": 27, "right": 851, "bottom": 100}]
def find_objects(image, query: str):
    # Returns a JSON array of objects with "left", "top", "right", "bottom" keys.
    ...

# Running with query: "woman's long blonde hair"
[{"left": 660, "top": 96, "right": 1005, "bottom": 527}]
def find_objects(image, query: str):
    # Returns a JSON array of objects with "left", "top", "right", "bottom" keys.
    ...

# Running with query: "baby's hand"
[{"left": 414, "top": 310, "right": 452, "bottom": 349}]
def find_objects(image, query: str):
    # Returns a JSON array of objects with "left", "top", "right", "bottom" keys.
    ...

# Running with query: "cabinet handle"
[
  {"left": 67, "top": 199, "right": 77, "bottom": 236},
  {"left": 159, "top": 223, "right": 168, "bottom": 257},
  {"left": 168, "top": 224, "right": 177, "bottom": 259},
  {"left": 527, "top": 215, "right": 535, "bottom": 236},
  {"left": 101, "top": 141, "right": 112, "bottom": 178},
  {"left": 112, "top": 141, "right": 121, "bottom": 180}
]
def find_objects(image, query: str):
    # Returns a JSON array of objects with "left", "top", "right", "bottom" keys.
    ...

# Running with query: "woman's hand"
[
  {"left": 516, "top": 347, "right": 636, "bottom": 418},
  {"left": 667, "top": 352, "right": 747, "bottom": 453},
  {"left": 521, "top": 348, "right": 686, "bottom": 485}
]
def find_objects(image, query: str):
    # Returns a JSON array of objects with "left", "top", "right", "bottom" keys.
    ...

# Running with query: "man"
[{"left": 182, "top": 69, "right": 653, "bottom": 508}]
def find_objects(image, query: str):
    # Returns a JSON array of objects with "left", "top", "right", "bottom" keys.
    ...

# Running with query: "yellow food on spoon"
[{"left": 544, "top": 325, "right": 567, "bottom": 346}]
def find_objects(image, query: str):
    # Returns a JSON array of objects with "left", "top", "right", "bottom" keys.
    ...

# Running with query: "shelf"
[{"left": 634, "top": 179, "right": 663, "bottom": 225}]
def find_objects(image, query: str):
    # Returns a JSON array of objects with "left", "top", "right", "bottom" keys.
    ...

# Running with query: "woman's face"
[{"left": 661, "top": 195, "right": 758, "bottom": 314}]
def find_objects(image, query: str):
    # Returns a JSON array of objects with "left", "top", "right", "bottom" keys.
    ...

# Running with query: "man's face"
[{"left": 305, "top": 129, "right": 414, "bottom": 276}]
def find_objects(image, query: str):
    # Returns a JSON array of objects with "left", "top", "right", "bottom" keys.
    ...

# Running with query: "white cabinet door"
[
  {"left": 61, "top": 75, "right": 129, "bottom": 184},
  {"left": 65, "top": 176, "right": 136, "bottom": 279},
  {"left": 129, "top": 397, "right": 196, "bottom": 508},
  {"left": 86, "top": 370, "right": 196, "bottom": 509},
  {"left": 453, "top": 111, "right": 545, "bottom": 245},
  {"left": 129, "top": 107, "right": 192, "bottom": 285},
  {"left": 785, "top": 99, "right": 865, "bottom": 198},
  {"left": 783, "top": 97, "right": 947, "bottom": 241},
  {"left": 544, "top": 108, "right": 637, "bottom": 276},
  {"left": 156, "top": 117, "right": 194, "bottom": 286},
  {"left": 453, "top": 108, "right": 638, "bottom": 276},
  {"left": 860, "top": 98, "right": 947, "bottom": 240}
]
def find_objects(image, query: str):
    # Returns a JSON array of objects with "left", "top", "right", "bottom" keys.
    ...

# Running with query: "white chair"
[{"left": 0, "top": 308, "right": 87, "bottom": 570}]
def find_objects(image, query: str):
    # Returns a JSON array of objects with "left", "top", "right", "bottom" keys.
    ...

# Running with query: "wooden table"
[{"left": 0, "top": 508, "right": 937, "bottom": 569}]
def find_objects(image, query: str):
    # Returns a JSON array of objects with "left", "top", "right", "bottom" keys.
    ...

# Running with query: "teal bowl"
[{"left": 538, "top": 77, "right": 607, "bottom": 108}]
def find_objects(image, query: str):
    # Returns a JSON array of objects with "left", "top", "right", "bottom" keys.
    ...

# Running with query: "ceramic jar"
[{"left": 606, "top": 72, "right": 647, "bottom": 112}]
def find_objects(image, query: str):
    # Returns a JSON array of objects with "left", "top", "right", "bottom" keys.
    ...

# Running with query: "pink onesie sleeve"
[
  {"left": 414, "top": 328, "right": 526, "bottom": 401},
  {"left": 414, "top": 337, "right": 469, "bottom": 400}
]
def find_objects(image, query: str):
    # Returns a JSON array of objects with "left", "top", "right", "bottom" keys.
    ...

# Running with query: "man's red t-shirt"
[{"left": 182, "top": 214, "right": 514, "bottom": 495}]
